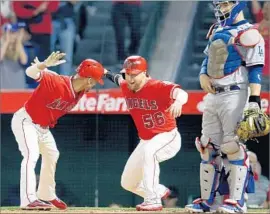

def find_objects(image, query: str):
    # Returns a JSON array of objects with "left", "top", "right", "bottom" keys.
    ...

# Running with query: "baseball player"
[
  {"left": 11, "top": 51, "right": 105, "bottom": 210},
  {"left": 185, "top": 1, "right": 265, "bottom": 213},
  {"left": 104, "top": 56, "right": 189, "bottom": 211}
]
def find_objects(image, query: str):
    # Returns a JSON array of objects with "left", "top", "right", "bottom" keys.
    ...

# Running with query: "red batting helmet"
[
  {"left": 77, "top": 59, "right": 104, "bottom": 85},
  {"left": 121, "top": 56, "right": 147, "bottom": 75}
]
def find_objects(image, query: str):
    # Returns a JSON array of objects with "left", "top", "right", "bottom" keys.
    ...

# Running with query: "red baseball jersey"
[
  {"left": 120, "top": 79, "right": 180, "bottom": 140},
  {"left": 25, "top": 70, "right": 84, "bottom": 128}
]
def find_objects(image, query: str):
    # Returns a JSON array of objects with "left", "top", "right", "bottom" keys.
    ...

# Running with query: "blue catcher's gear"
[
  {"left": 206, "top": 28, "right": 242, "bottom": 78},
  {"left": 213, "top": 1, "right": 247, "bottom": 27},
  {"left": 186, "top": 2, "right": 264, "bottom": 212}
]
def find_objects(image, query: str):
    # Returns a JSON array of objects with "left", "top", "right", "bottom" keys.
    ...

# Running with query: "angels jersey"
[
  {"left": 120, "top": 79, "right": 180, "bottom": 140},
  {"left": 25, "top": 70, "right": 84, "bottom": 128}
]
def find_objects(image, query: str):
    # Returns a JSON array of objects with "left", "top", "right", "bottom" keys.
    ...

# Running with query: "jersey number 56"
[{"left": 142, "top": 112, "right": 165, "bottom": 129}]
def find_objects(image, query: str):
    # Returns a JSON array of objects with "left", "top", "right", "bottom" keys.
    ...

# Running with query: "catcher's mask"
[{"left": 213, "top": 0, "right": 246, "bottom": 27}]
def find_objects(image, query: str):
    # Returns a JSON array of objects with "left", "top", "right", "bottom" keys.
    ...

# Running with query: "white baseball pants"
[
  {"left": 121, "top": 128, "right": 181, "bottom": 200},
  {"left": 11, "top": 107, "right": 59, "bottom": 207}
]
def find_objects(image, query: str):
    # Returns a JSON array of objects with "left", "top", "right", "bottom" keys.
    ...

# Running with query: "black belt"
[{"left": 215, "top": 85, "right": 241, "bottom": 94}]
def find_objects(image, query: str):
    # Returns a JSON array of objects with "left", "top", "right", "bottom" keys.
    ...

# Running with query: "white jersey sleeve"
[{"left": 245, "top": 35, "right": 265, "bottom": 67}]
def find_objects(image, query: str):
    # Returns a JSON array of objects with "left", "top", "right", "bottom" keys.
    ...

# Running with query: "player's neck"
[
  {"left": 134, "top": 77, "right": 149, "bottom": 92},
  {"left": 72, "top": 78, "right": 87, "bottom": 93}
]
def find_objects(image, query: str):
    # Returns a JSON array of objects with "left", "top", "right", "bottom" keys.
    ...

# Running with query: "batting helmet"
[
  {"left": 121, "top": 56, "right": 147, "bottom": 75},
  {"left": 77, "top": 59, "right": 104, "bottom": 85}
]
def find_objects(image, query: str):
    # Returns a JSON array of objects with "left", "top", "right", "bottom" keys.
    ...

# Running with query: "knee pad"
[
  {"left": 195, "top": 136, "right": 220, "bottom": 162},
  {"left": 220, "top": 140, "right": 245, "bottom": 161}
]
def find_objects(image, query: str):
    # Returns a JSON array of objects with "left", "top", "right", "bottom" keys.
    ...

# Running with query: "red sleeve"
[
  {"left": 158, "top": 81, "right": 180, "bottom": 100},
  {"left": 12, "top": 2, "right": 34, "bottom": 18},
  {"left": 37, "top": 70, "right": 59, "bottom": 83},
  {"left": 255, "top": 9, "right": 264, "bottom": 23},
  {"left": 46, "top": 1, "right": 59, "bottom": 13}
]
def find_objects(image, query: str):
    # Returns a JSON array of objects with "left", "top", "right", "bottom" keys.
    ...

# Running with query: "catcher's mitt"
[{"left": 236, "top": 104, "right": 270, "bottom": 141}]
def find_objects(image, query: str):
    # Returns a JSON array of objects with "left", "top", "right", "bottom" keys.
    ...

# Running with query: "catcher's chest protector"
[{"left": 205, "top": 21, "right": 264, "bottom": 87}]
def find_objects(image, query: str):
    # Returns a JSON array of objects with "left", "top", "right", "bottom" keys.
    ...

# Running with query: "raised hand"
[{"left": 43, "top": 51, "right": 66, "bottom": 67}]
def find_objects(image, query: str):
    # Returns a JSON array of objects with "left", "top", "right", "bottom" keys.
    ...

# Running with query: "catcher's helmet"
[
  {"left": 77, "top": 59, "right": 104, "bottom": 85},
  {"left": 121, "top": 56, "right": 147, "bottom": 75},
  {"left": 213, "top": 0, "right": 246, "bottom": 27}
]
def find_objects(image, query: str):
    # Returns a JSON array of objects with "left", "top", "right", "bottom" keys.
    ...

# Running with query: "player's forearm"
[
  {"left": 25, "top": 62, "right": 46, "bottom": 80},
  {"left": 104, "top": 70, "right": 123, "bottom": 86},
  {"left": 249, "top": 83, "right": 261, "bottom": 96},
  {"left": 172, "top": 88, "right": 188, "bottom": 105},
  {"left": 248, "top": 65, "right": 262, "bottom": 106},
  {"left": 199, "top": 58, "right": 208, "bottom": 76}
]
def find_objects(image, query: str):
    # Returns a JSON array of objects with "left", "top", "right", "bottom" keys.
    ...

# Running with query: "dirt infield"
[{"left": 0, "top": 207, "right": 269, "bottom": 214}]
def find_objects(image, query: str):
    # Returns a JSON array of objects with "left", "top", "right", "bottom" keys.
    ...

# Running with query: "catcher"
[{"left": 185, "top": 1, "right": 269, "bottom": 213}]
